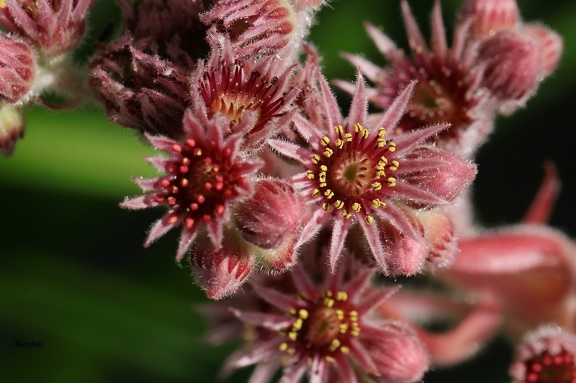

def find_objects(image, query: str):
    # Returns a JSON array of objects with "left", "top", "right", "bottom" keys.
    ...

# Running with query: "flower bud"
[
  {"left": 234, "top": 178, "right": 305, "bottom": 250},
  {"left": 417, "top": 209, "right": 458, "bottom": 269},
  {"left": 0, "top": 0, "right": 93, "bottom": 57},
  {"left": 0, "top": 104, "right": 25, "bottom": 157},
  {"left": 522, "top": 23, "right": 563, "bottom": 78},
  {"left": 0, "top": 35, "right": 36, "bottom": 104},
  {"left": 363, "top": 323, "right": 430, "bottom": 383},
  {"left": 478, "top": 30, "right": 541, "bottom": 103},
  {"left": 458, "top": 0, "right": 520, "bottom": 39},
  {"left": 190, "top": 227, "right": 255, "bottom": 300}
]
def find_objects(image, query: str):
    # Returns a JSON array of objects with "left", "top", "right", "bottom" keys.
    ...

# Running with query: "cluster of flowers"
[{"left": 1, "top": 0, "right": 574, "bottom": 381}]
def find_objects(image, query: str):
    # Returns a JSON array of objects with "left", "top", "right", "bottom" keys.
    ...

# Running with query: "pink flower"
[
  {"left": 121, "top": 110, "right": 261, "bottom": 262},
  {"left": 458, "top": 0, "right": 520, "bottom": 39},
  {"left": 269, "top": 68, "right": 476, "bottom": 273},
  {"left": 0, "top": 0, "right": 93, "bottom": 57},
  {"left": 192, "top": 40, "right": 300, "bottom": 150},
  {"left": 221, "top": 255, "right": 429, "bottom": 382},
  {"left": 338, "top": 0, "right": 492, "bottom": 156},
  {"left": 510, "top": 325, "right": 576, "bottom": 383}
]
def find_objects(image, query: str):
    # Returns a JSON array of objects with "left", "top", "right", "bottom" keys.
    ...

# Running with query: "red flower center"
[{"left": 522, "top": 350, "right": 576, "bottom": 383}]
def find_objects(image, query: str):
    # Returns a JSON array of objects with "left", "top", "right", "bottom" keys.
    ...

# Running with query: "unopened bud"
[
  {"left": 459, "top": 0, "right": 520, "bottom": 39},
  {"left": 0, "top": 104, "right": 25, "bottom": 157},
  {"left": 0, "top": 35, "right": 36, "bottom": 104}
]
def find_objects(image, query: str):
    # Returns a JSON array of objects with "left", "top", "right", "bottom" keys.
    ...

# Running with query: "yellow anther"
[
  {"left": 354, "top": 123, "right": 362, "bottom": 133},
  {"left": 324, "top": 298, "right": 335, "bottom": 308},
  {"left": 311, "top": 154, "right": 320, "bottom": 164},
  {"left": 279, "top": 342, "right": 288, "bottom": 351},
  {"left": 378, "top": 127, "right": 386, "bottom": 137},
  {"left": 319, "top": 182, "right": 327, "bottom": 188},
  {"left": 287, "top": 348, "right": 295, "bottom": 355},
  {"left": 322, "top": 203, "right": 332, "bottom": 211},
  {"left": 292, "top": 318, "right": 303, "bottom": 331},
  {"left": 362, "top": 128, "right": 369, "bottom": 139},
  {"left": 288, "top": 308, "right": 297, "bottom": 315},
  {"left": 334, "top": 125, "right": 343, "bottom": 135},
  {"left": 389, "top": 160, "right": 400, "bottom": 171},
  {"left": 344, "top": 133, "right": 353, "bottom": 142},
  {"left": 352, "top": 202, "right": 361, "bottom": 212},
  {"left": 340, "top": 346, "right": 350, "bottom": 354},
  {"left": 336, "top": 310, "right": 344, "bottom": 320},
  {"left": 306, "top": 170, "right": 315, "bottom": 179},
  {"left": 365, "top": 215, "right": 374, "bottom": 224},
  {"left": 335, "top": 139, "right": 344, "bottom": 149},
  {"left": 324, "top": 291, "right": 333, "bottom": 297},
  {"left": 342, "top": 209, "right": 352, "bottom": 219},
  {"left": 351, "top": 329, "right": 360, "bottom": 337},
  {"left": 377, "top": 138, "right": 387, "bottom": 148},
  {"left": 321, "top": 136, "right": 330, "bottom": 146},
  {"left": 320, "top": 164, "right": 328, "bottom": 172},
  {"left": 330, "top": 339, "right": 341, "bottom": 352},
  {"left": 372, "top": 182, "right": 382, "bottom": 191},
  {"left": 376, "top": 170, "right": 386, "bottom": 178},
  {"left": 387, "top": 177, "right": 397, "bottom": 187},
  {"left": 334, "top": 200, "right": 344, "bottom": 209},
  {"left": 326, "top": 356, "right": 335, "bottom": 363},
  {"left": 312, "top": 189, "right": 320, "bottom": 197},
  {"left": 339, "top": 323, "right": 349, "bottom": 333},
  {"left": 324, "top": 148, "right": 333, "bottom": 157},
  {"left": 324, "top": 189, "right": 334, "bottom": 199},
  {"left": 337, "top": 291, "right": 348, "bottom": 301},
  {"left": 288, "top": 332, "right": 298, "bottom": 341},
  {"left": 299, "top": 309, "right": 309, "bottom": 319},
  {"left": 349, "top": 310, "right": 358, "bottom": 317},
  {"left": 388, "top": 142, "right": 397, "bottom": 152},
  {"left": 379, "top": 156, "right": 388, "bottom": 166},
  {"left": 372, "top": 199, "right": 382, "bottom": 208}
]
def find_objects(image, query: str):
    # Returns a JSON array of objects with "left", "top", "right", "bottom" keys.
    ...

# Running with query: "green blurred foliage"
[{"left": 1, "top": 0, "right": 575, "bottom": 382}]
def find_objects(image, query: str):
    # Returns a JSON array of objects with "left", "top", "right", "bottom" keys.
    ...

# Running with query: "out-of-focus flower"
[
  {"left": 121, "top": 110, "right": 261, "bottom": 262},
  {"left": 219, "top": 256, "right": 429, "bottom": 383},
  {"left": 0, "top": 0, "right": 93, "bottom": 57},
  {"left": 270, "top": 69, "right": 476, "bottom": 274},
  {"left": 510, "top": 325, "right": 576, "bottom": 383},
  {"left": 339, "top": 0, "right": 492, "bottom": 156},
  {"left": 522, "top": 23, "right": 563, "bottom": 78},
  {"left": 0, "top": 104, "right": 25, "bottom": 157}
]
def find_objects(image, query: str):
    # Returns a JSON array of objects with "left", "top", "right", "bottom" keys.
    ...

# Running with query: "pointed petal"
[
  {"left": 333, "top": 355, "right": 358, "bottom": 383},
  {"left": 374, "top": 81, "right": 416, "bottom": 132},
  {"left": 523, "top": 161, "right": 560, "bottom": 224},
  {"left": 358, "top": 217, "right": 388, "bottom": 274},
  {"left": 280, "top": 363, "right": 307, "bottom": 383},
  {"left": 364, "top": 21, "right": 400, "bottom": 61},
  {"left": 377, "top": 203, "right": 424, "bottom": 243},
  {"left": 357, "top": 285, "right": 401, "bottom": 314},
  {"left": 268, "top": 138, "right": 312, "bottom": 164},
  {"left": 176, "top": 225, "right": 199, "bottom": 262},
  {"left": 431, "top": 0, "right": 448, "bottom": 57},
  {"left": 144, "top": 216, "right": 179, "bottom": 246},
  {"left": 120, "top": 195, "right": 156, "bottom": 209},
  {"left": 231, "top": 309, "right": 293, "bottom": 331},
  {"left": 293, "top": 113, "right": 324, "bottom": 143},
  {"left": 317, "top": 71, "right": 342, "bottom": 130},
  {"left": 401, "top": 0, "right": 429, "bottom": 53},
  {"left": 339, "top": 53, "right": 382, "bottom": 82},
  {"left": 290, "top": 263, "right": 318, "bottom": 299},
  {"left": 252, "top": 284, "right": 301, "bottom": 312},
  {"left": 329, "top": 218, "right": 351, "bottom": 272},
  {"left": 348, "top": 338, "right": 378, "bottom": 375},
  {"left": 346, "top": 71, "right": 368, "bottom": 127},
  {"left": 392, "top": 179, "right": 449, "bottom": 205},
  {"left": 392, "top": 123, "right": 449, "bottom": 155},
  {"left": 296, "top": 209, "right": 329, "bottom": 250}
]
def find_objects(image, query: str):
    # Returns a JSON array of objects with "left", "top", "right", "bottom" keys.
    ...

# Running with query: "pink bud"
[
  {"left": 400, "top": 147, "right": 477, "bottom": 205},
  {"left": 458, "top": 0, "right": 520, "bottom": 39},
  {"left": 190, "top": 228, "right": 255, "bottom": 300},
  {"left": 363, "top": 323, "right": 430, "bottom": 383},
  {"left": 417, "top": 209, "right": 458, "bottom": 269},
  {"left": 0, "top": 104, "right": 25, "bottom": 157},
  {"left": 234, "top": 178, "right": 305, "bottom": 250},
  {"left": 510, "top": 325, "right": 576, "bottom": 383},
  {"left": 0, "top": 35, "right": 36, "bottom": 104},
  {"left": 522, "top": 23, "right": 563, "bottom": 78},
  {"left": 478, "top": 30, "right": 541, "bottom": 103}
]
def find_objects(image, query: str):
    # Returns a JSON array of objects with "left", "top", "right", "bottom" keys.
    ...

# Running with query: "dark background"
[{"left": 1, "top": 0, "right": 574, "bottom": 382}]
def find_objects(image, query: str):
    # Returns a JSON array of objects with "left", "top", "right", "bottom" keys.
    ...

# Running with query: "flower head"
[
  {"left": 0, "top": 34, "right": 36, "bottom": 105},
  {"left": 192, "top": 40, "right": 299, "bottom": 150},
  {"left": 121, "top": 110, "right": 261, "bottom": 261},
  {"left": 270, "top": 68, "right": 475, "bottom": 273},
  {"left": 221, "top": 253, "right": 429, "bottom": 382},
  {"left": 0, "top": 0, "right": 93, "bottom": 57},
  {"left": 510, "top": 325, "right": 576, "bottom": 383},
  {"left": 339, "top": 0, "right": 492, "bottom": 156}
]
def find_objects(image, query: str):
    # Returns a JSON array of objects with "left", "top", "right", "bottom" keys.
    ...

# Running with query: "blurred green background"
[{"left": 1, "top": 0, "right": 575, "bottom": 382}]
